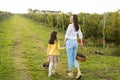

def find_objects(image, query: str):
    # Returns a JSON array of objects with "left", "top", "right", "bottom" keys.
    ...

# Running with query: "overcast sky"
[{"left": 0, "top": 0, "right": 120, "bottom": 14}]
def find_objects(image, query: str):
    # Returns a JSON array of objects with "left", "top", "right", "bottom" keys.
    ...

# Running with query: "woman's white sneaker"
[
  {"left": 68, "top": 72, "right": 73, "bottom": 77},
  {"left": 76, "top": 72, "right": 82, "bottom": 80}
]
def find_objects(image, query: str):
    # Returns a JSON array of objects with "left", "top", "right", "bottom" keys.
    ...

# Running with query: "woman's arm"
[
  {"left": 78, "top": 27, "right": 84, "bottom": 48},
  {"left": 64, "top": 38, "right": 67, "bottom": 47},
  {"left": 80, "top": 39, "right": 83, "bottom": 48}
]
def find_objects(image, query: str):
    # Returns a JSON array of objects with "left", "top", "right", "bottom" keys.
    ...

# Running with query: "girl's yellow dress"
[{"left": 47, "top": 41, "right": 65, "bottom": 62}]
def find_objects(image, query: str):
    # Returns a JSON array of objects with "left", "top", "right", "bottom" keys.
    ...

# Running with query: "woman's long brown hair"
[{"left": 73, "top": 14, "right": 79, "bottom": 31}]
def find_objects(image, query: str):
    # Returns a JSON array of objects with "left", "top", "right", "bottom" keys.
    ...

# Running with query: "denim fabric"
[{"left": 66, "top": 39, "right": 79, "bottom": 71}]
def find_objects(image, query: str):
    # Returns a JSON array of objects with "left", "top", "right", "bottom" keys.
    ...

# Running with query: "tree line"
[
  {"left": 0, "top": 11, "right": 12, "bottom": 21},
  {"left": 23, "top": 9, "right": 120, "bottom": 46}
]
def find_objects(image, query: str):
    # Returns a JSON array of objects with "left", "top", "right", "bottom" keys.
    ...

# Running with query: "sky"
[{"left": 0, "top": 0, "right": 120, "bottom": 14}]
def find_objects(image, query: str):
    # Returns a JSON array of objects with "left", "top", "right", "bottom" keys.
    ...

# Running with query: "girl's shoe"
[
  {"left": 76, "top": 72, "right": 82, "bottom": 80},
  {"left": 48, "top": 73, "right": 52, "bottom": 77},
  {"left": 52, "top": 70, "right": 55, "bottom": 74},
  {"left": 68, "top": 72, "right": 73, "bottom": 77}
]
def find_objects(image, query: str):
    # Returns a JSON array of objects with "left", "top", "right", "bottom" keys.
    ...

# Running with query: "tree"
[{"left": 28, "top": 8, "right": 33, "bottom": 13}]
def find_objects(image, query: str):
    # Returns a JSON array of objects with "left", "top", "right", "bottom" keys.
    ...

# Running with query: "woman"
[{"left": 64, "top": 14, "right": 83, "bottom": 79}]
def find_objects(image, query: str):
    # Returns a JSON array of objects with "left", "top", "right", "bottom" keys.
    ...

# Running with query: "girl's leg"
[
  {"left": 52, "top": 62, "right": 57, "bottom": 74},
  {"left": 48, "top": 61, "right": 53, "bottom": 77}
]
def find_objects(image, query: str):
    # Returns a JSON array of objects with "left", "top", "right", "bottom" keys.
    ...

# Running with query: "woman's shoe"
[
  {"left": 76, "top": 72, "right": 82, "bottom": 80},
  {"left": 68, "top": 72, "right": 73, "bottom": 77}
]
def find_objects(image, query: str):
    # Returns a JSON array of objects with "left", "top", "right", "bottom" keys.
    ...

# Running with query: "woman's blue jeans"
[{"left": 66, "top": 39, "right": 79, "bottom": 71}]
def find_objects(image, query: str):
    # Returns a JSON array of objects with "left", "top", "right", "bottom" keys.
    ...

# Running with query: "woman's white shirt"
[{"left": 65, "top": 23, "right": 83, "bottom": 39}]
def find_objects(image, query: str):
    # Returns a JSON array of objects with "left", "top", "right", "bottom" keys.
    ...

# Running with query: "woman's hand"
[
  {"left": 80, "top": 39, "right": 84, "bottom": 49},
  {"left": 64, "top": 43, "right": 66, "bottom": 47},
  {"left": 80, "top": 43, "right": 83, "bottom": 49},
  {"left": 64, "top": 38, "right": 67, "bottom": 47}
]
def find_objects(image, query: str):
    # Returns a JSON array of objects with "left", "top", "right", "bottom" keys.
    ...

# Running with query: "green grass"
[
  {"left": 0, "top": 15, "right": 120, "bottom": 80},
  {"left": 0, "top": 16, "right": 16, "bottom": 80}
]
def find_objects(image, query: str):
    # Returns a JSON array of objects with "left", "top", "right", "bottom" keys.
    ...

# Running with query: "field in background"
[{"left": 0, "top": 15, "right": 120, "bottom": 80}]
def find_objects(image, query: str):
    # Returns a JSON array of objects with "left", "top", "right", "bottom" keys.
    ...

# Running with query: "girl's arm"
[{"left": 57, "top": 41, "right": 65, "bottom": 49}]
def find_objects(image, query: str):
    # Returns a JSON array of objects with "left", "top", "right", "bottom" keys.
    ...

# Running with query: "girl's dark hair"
[
  {"left": 48, "top": 31, "right": 57, "bottom": 44},
  {"left": 73, "top": 14, "right": 79, "bottom": 31}
]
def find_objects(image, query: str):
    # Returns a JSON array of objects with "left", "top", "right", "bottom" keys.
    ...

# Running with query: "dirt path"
[
  {"left": 12, "top": 15, "right": 32, "bottom": 80},
  {"left": 11, "top": 14, "right": 47, "bottom": 80}
]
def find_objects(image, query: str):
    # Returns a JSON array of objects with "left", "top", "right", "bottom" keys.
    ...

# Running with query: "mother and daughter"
[{"left": 46, "top": 14, "right": 83, "bottom": 79}]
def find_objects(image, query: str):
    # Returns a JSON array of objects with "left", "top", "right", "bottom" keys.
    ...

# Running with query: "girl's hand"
[{"left": 62, "top": 47, "right": 66, "bottom": 49}]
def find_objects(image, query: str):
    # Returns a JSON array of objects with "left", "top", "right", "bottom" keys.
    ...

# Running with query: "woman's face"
[{"left": 70, "top": 16, "right": 73, "bottom": 23}]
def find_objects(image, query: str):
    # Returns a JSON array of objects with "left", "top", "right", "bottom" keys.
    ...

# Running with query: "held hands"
[
  {"left": 61, "top": 47, "right": 66, "bottom": 49},
  {"left": 64, "top": 43, "right": 66, "bottom": 47}
]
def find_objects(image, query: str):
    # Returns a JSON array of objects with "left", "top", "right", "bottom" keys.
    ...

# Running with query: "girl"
[
  {"left": 47, "top": 31, "right": 65, "bottom": 77},
  {"left": 64, "top": 14, "right": 83, "bottom": 79}
]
